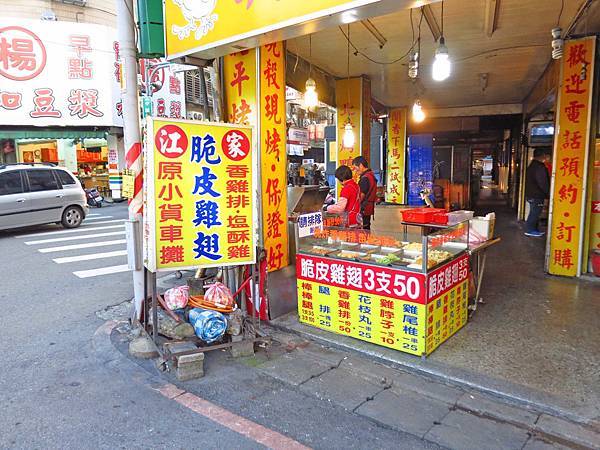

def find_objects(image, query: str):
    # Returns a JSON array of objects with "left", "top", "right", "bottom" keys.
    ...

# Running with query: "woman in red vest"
[{"left": 326, "top": 165, "right": 361, "bottom": 228}]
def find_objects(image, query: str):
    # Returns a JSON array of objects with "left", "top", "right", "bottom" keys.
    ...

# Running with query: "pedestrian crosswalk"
[{"left": 15, "top": 212, "right": 131, "bottom": 279}]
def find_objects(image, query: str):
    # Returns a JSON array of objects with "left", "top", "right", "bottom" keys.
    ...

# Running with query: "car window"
[
  {"left": 57, "top": 170, "right": 76, "bottom": 186},
  {"left": 26, "top": 169, "right": 60, "bottom": 192},
  {"left": 0, "top": 171, "right": 24, "bottom": 196}
]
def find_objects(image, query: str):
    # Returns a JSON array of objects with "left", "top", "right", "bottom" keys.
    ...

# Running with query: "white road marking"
[
  {"left": 73, "top": 264, "right": 130, "bottom": 278},
  {"left": 82, "top": 219, "right": 125, "bottom": 225},
  {"left": 38, "top": 239, "right": 127, "bottom": 253},
  {"left": 83, "top": 215, "right": 113, "bottom": 221},
  {"left": 25, "top": 231, "right": 126, "bottom": 245},
  {"left": 52, "top": 250, "right": 128, "bottom": 264},
  {"left": 86, "top": 213, "right": 101, "bottom": 217},
  {"left": 16, "top": 223, "right": 124, "bottom": 238}
]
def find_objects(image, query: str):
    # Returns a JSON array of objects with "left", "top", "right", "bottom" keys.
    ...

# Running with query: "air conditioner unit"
[
  {"left": 187, "top": 111, "right": 204, "bottom": 121},
  {"left": 56, "top": 0, "right": 87, "bottom": 6}
]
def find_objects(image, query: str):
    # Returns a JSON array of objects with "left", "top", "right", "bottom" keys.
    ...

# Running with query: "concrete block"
[
  {"left": 522, "top": 438, "right": 571, "bottom": 450},
  {"left": 176, "top": 365, "right": 204, "bottom": 381},
  {"left": 535, "top": 414, "right": 600, "bottom": 449},
  {"left": 299, "top": 367, "right": 384, "bottom": 411},
  {"left": 163, "top": 341, "right": 197, "bottom": 354},
  {"left": 177, "top": 351, "right": 205, "bottom": 366},
  {"left": 231, "top": 339, "right": 255, "bottom": 358},
  {"left": 258, "top": 352, "right": 333, "bottom": 386},
  {"left": 388, "top": 371, "right": 464, "bottom": 405},
  {"left": 457, "top": 392, "right": 538, "bottom": 428},
  {"left": 425, "top": 410, "right": 530, "bottom": 450},
  {"left": 356, "top": 389, "right": 451, "bottom": 438},
  {"left": 128, "top": 336, "right": 158, "bottom": 359}
]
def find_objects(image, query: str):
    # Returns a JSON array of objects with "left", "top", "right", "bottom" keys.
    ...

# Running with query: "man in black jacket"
[{"left": 524, "top": 148, "right": 550, "bottom": 237}]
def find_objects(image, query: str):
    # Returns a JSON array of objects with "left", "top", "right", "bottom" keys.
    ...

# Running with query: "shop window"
[
  {"left": 26, "top": 170, "right": 60, "bottom": 192},
  {"left": 0, "top": 172, "right": 23, "bottom": 196},
  {"left": 57, "top": 170, "right": 76, "bottom": 186}
]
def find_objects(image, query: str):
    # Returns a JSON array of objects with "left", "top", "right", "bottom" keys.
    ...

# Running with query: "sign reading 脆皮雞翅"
[
  {"left": 144, "top": 118, "right": 256, "bottom": 272},
  {"left": 0, "top": 19, "right": 122, "bottom": 127}
]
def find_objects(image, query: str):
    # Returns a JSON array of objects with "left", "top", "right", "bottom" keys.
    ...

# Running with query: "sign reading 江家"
[
  {"left": 145, "top": 118, "right": 256, "bottom": 272},
  {"left": 298, "top": 212, "right": 323, "bottom": 238},
  {"left": 296, "top": 252, "right": 469, "bottom": 356},
  {"left": 0, "top": 19, "right": 122, "bottom": 127},
  {"left": 548, "top": 37, "right": 596, "bottom": 277}
]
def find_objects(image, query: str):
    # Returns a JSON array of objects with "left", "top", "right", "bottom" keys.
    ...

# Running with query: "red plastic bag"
[{"left": 204, "top": 282, "right": 235, "bottom": 310}]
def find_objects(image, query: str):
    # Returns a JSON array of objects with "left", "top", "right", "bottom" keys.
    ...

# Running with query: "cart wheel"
[{"left": 174, "top": 270, "right": 183, "bottom": 279}]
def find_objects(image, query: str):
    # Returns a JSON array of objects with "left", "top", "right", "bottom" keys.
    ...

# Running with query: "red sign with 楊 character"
[{"left": 0, "top": 26, "right": 46, "bottom": 81}]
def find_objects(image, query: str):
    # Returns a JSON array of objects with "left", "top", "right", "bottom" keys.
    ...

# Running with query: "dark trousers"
[
  {"left": 525, "top": 199, "right": 544, "bottom": 232},
  {"left": 362, "top": 215, "right": 372, "bottom": 230}
]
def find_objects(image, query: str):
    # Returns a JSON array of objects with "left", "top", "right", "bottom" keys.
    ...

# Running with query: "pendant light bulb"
[
  {"left": 412, "top": 100, "right": 425, "bottom": 123},
  {"left": 408, "top": 50, "right": 419, "bottom": 79},
  {"left": 432, "top": 37, "right": 451, "bottom": 81},
  {"left": 343, "top": 122, "right": 355, "bottom": 148},
  {"left": 304, "top": 77, "right": 319, "bottom": 109}
]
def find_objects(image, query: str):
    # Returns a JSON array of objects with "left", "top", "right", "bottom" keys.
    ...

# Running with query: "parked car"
[{"left": 0, "top": 163, "right": 89, "bottom": 231}]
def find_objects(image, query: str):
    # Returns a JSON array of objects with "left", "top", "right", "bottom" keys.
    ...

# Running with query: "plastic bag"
[
  {"left": 204, "top": 282, "right": 235, "bottom": 310},
  {"left": 188, "top": 308, "right": 228, "bottom": 343},
  {"left": 164, "top": 285, "right": 189, "bottom": 310}
]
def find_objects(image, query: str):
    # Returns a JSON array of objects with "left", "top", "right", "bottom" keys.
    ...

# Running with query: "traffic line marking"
[
  {"left": 157, "top": 386, "right": 309, "bottom": 450},
  {"left": 86, "top": 213, "right": 101, "bottom": 217},
  {"left": 73, "top": 264, "right": 130, "bottom": 278},
  {"left": 25, "top": 231, "right": 126, "bottom": 245},
  {"left": 83, "top": 215, "right": 113, "bottom": 221},
  {"left": 38, "top": 239, "right": 127, "bottom": 253},
  {"left": 52, "top": 250, "right": 128, "bottom": 264},
  {"left": 16, "top": 223, "right": 124, "bottom": 238}
]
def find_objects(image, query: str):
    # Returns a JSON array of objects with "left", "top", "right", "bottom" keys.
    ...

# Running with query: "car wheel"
[{"left": 62, "top": 206, "right": 83, "bottom": 229}]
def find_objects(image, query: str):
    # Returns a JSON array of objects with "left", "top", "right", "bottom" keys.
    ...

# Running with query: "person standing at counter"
[
  {"left": 352, "top": 156, "right": 378, "bottom": 230},
  {"left": 326, "top": 165, "right": 362, "bottom": 228},
  {"left": 524, "top": 148, "right": 550, "bottom": 237}
]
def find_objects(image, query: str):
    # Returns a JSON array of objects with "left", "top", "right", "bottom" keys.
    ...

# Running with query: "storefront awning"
[{"left": 0, "top": 129, "right": 107, "bottom": 140}]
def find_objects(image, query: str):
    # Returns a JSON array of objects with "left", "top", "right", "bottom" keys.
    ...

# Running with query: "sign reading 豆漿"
[
  {"left": 0, "top": 19, "right": 122, "bottom": 127},
  {"left": 145, "top": 118, "right": 256, "bottom": 272},
  {"left": 165, "top": 0, "right": 384, "bottom": 59}
]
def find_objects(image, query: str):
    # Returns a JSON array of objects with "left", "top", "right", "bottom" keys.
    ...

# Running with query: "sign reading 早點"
[{"left": 145, "top": 118, "right": 256, "bottom": 272}]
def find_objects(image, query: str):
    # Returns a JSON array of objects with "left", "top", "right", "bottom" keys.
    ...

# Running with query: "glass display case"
[{"left": 297, "top": 221, "right": 469, "bottom": 274}]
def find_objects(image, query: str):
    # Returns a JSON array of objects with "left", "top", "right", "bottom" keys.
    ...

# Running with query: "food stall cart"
[{"left": 296, "top": 222, "right": 470, "bottom": 357}]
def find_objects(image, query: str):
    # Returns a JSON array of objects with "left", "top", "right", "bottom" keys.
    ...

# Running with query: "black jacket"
[{"left": 525, "top": 159, "right": 550, "bottom": 200}]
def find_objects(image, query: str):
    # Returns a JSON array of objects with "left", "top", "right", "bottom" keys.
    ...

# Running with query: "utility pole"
[{"left": 117, "top": 0, "right": 145, "bottom": 319}]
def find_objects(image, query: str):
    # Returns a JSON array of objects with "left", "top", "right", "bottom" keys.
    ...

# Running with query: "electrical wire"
[{"left": 557, "top": 0, "right": 565, "bottom": 27}]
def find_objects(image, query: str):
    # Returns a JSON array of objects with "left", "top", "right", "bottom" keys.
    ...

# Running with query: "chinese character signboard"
[
  {"left": 224, "top": 49, "right": 258, "bottom": 127},
  {"left": 548, "top": 37, "right": 596, "bottom": 277},
  {"left": 0, "top": 19, "right": 122, "bottom": 127},
  {"left": 260, "top": 41, "right": 288, "bottom": 271},
  {"left": 335, "top": 77, "right": 363, "bottom": 192},
  {"left": 298, "top": 212, "right": 323, "bottom": 238},
  {"left": 140, "top": 58, "right": 186, "bottom": 120},
  {"left": 386, "top": 108, "right": 407, "bottom": 203},
  {"left": 297, "top": 253, "right": 468, "bottom": 356},
  {"left": 165, "top": 0, "right": 387, "bottom": 59},
  {"left": 145, "top": 118, "right": 256, "bottom": 272}
]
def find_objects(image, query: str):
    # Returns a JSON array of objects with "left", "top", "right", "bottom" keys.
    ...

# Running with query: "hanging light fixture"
[
  {"left": 408, "top": 48, "right": 419, "bottom": 79},
  {"left": 304, "top": 34, "right": 319, "bottom": 109},
  {"left": 432, "top": 2, "right": 451, "bottom": 81},
  {"left": 342, "top": 24, "right": 355, "bottom": 149},
  {"left": 412, "top": 100, "right": 425, "bottom": 123},
  {"left": 551, "top": 27, "right": 564, "bottom": 59}
]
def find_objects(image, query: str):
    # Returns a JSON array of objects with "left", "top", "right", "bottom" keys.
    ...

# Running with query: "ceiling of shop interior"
[{"left": 288, "top": 0, "right": 590, "bottom": 110}]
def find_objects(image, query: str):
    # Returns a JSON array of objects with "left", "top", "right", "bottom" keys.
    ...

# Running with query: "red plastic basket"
[
  {"left": 401, "top": 208, "right": 446, "bottom": 224},
  {"left": 431, "top": 212, "right": 449, "bottom": 224}
]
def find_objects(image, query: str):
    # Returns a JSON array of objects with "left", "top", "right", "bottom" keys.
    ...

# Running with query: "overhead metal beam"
[
  {"left": 361, "top": 19, "right": 387, "bottom": 49},
  {"left": 427, "top": 103, "right": 523, "bottom": 118},
  {"left": 422, "top": 4, "right": 441, "bottom": 42},
  {"left": 484, "top": 0, "right": 501, "bottom": 37}
]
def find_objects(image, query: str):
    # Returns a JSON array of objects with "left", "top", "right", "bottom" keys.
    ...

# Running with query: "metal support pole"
[
  {"left": 117, "top": 0, "right": 145, "bottom": 319},
  {"left": 152, "top": 271, "right": 158, "bottom": 343}
]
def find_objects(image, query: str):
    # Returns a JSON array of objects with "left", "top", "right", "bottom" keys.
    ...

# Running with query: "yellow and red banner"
[
  {"left": 165, "top": 0, "right": 385, "bottom": 59},
  {"left": 144, "top": 118, "right": 256, "bottom": 272},
  {"left": 223, "top": 49, "right": 258, "bottom": 127},
  {"left": 296, "top": 253, "right": 468, "bottom": 356},
  {"left": 260, "top": 41, "right": 289, "bottom": 271},
  {"left": 548, "top": 37, "right": 596, "bottom": 276},
  {"left": 336, "top": 77, "right": 363, "bottom": 191},
  {"left": 386, "top": 108, "right": 407, "bottom": 203}
]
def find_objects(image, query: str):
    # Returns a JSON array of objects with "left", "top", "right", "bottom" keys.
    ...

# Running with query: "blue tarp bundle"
[{"left": 188, "top": 308, "right": 228, "bottom": 343}]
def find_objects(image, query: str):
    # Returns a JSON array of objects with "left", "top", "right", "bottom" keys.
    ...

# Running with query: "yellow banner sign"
[
  {"left": 386, "top": 108, "right": 407, "bottom": 203},
  {"left": 223, "top": 49, "right": 258, "bottom": 127},
  {"left": 336, "top": 77, "right": 363, "bottom": 192},
  {"left": 145, "top": 118, "right": 256, "bottom": 272},
  {"left": 548, "top": 37, "right": 596, "bottom": 276},
  {"left": 260, "top": 41, "right": 289, "bottom": 271},
  {"left": 121, "top": 169, "right": 135, "bottom": 199},
  {"left": 165, "top": 0, "right": 383, "bottom": 58}
]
